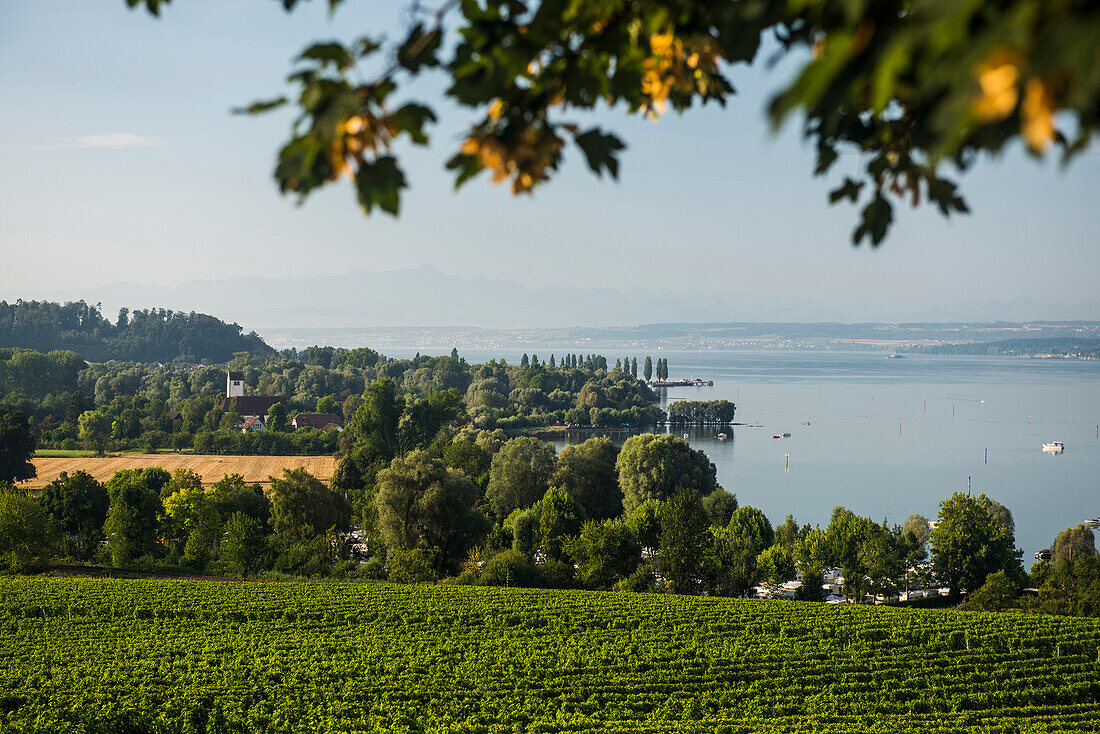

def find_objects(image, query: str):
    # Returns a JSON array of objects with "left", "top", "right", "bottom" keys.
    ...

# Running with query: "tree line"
[
  {"left": 666, "top": 400, "right": 737, "bottom": 426},
  {"left": 0, "top": 300, "right": 273, "bottom": 364},
  {"left": 1, "top": 399, "right": 1096, "bottom": 615}
]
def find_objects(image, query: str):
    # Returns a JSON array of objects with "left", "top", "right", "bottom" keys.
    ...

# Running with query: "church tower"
[{"left": 226, "top": 370, "right": 245, "bottom": 398}]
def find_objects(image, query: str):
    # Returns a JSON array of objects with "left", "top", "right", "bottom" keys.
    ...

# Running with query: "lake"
[{"left": 397, "top": 348, "right": 1100, "bottom": 558}]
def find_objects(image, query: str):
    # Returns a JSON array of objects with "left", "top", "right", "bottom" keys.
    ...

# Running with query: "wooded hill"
[{"left": 0, "top": 300, "right": 273, "bottom": 364}]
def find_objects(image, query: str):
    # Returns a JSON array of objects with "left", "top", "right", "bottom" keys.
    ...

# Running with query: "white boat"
[
  {"left": 716, "top": 432, "right": 728, "bottom": 440},
  {"left": 1042, "top": 442, "right": 1065, "bottom": 453}
]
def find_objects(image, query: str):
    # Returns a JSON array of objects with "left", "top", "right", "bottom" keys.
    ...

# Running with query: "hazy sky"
[{"left": 2, "top": 1, "right": 1098, "bottom": 316}]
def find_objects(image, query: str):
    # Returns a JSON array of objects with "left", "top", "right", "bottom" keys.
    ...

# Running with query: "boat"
[
  {"left": 782, "top": 432, "right": 791, "bottom": 438},
  {"left": 716, "top": 432, "right": 728, "bottom": 440},
  {"left": 1035, "top": 548, "right": 1052, "bottom": 562},
  {"left": 887, "top": 354, "right": 907, "bottom": 359},
  {"left": 772, "top": 434, "right": 781, "bottom": 439},
  {"left": 1085, "top": 518, "right": 1100, "bottom": 529},
  {"left": 1042, "top": 442, "right": 1065, "bottom": 453}
]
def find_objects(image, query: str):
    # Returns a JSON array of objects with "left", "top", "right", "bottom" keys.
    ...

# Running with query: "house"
[
  {"left": 166, "top": 409, "right": 181, "bottom": 421},
  {"left": 241, "top": 416, "right": 266, "bottom": 432},
  {"left": 292, "top": 412, "right": 344, "bottom": 431}
]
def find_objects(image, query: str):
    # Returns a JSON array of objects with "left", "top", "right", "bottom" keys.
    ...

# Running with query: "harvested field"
[{"left": 25, "top": 454, "right": 336, "bottom": 489}]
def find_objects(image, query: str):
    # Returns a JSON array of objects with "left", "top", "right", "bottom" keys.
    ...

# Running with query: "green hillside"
[{"left": 3, "top": 578, "right": 1099, "bottom": 733}]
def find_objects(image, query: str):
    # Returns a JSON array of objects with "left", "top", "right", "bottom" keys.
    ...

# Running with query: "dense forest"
[{"left": 0, "top": 300, "right": 274, "bottom": 363}]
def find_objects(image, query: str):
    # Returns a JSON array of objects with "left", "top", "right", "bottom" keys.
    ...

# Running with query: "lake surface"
[{"left": 397, "top": 348, "right": 1100, "bottom": 557}]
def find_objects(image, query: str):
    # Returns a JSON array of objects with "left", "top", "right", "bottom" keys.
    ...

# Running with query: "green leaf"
[
  {"left": 445, "top": 153, "right": 483, "bottom": 190},
  {"left": 573, "top": 129, "right": 626, "bottom": 179},
  {"left": 233, "top": 97, "right": 288, "bottom": 116},
  {"left": 852, "top": 195, "right": 893, "bottom": 247},
  {"left": 829, "top": 177, "right": 864, "bottom": 204},
  {"left": 397, "top": 24, "right": 443, "bottom": 74},
  {"left": 298, "top": 42, "right": 355, "bottom": 71},
  {"left": 388, "top": 104, "right": 437, "bottom": 146},
  {"left": 355, "top": 156, "right": 407, "bottom": 216}
]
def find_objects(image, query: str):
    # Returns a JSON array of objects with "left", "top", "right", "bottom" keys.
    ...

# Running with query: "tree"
[
  {"left": 712, "top": 505, "right": 775, "bottom": 594},
  {"left": 0, "top": 406, "right": 36, "bottom": 484},
  {"left": 0, "top": 492, "right": 55, "bottom": 572},
  {"left": 756, "top": 545, "right": 797, "bottom": 586},
  {"left": 267, "top": 402, "right": 288, "bottom": 432},
  {"left": 270, "top": 468, "right": 351, "bottom": 537},
  {"left": 40, "top": 471, "right": 109, "bottom": 559},
  {"left": 209, "top": 473, "right": 271, "bottom": 529},
  {"left": 625, "top": 499, "right": 662, "bottom": 552},
  {"left": 104, "top": 469, "right": 165, "bottom": 566},
  {"left": 530, "top": 487, "right": 586, "bottom": 561},
  {"left": 930, "top": 492, "right": 1023, "bottom": 600},
  {"left": 616, "top": 434, "right": 717, "bottom": 515},
  {"left": 221, "top": 511, "right": 265, "bottom": 578},
  {"left": 78, "top": 410, "right": 112, "bottom": 456},
  {"left": 374, "top": 450, "right": 485, "bottom": 575},
  {"left": 521, "top": 354, "right": 529, "bottom": 369},
  {"left": 567, "top": 520, "right": 641, "bottom": 590},
  {"left": 962, "top": 570, "right": 1021, "bottom": 612},
  {"left": 120, "top": 0, "right": 1100, "bottom": 246},
  {"left": 656, "top": 491, "right": 711, "bottom": 595},
  {"left": 1052, "top": 524, "right": 1097, "bottom": 566},
  {"left": 551, "top": 437, "right": 622, "bottom": 520},
  {"left": 701, "top": 488, "right": 737, "bottom": 528},
  {"left": 630, "top": 357, "right": 638, "bottom": 379},
  {"left": 484, "top": 437, "right": 555, "bottom": 518},
  {"left": 643, "top": 356, "right": 653, "bottom": 381}
]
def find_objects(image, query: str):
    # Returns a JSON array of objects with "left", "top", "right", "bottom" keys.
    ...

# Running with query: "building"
[
  {"left": 241, "top": 416, "right": 266, "bottom": 432},
  {"left": 227, "top": 371, "right": 245, "bottom": 397},
  {"left": 292, "top": 412, "right": 344, "bottom": 431},
  {"left": 220, "top": 370, "right": 286, "bottom": 421}
]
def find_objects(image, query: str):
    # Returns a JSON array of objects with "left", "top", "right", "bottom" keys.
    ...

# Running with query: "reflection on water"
[{"left": 550, "top": 351, "right": 1100, "bottom": 557}]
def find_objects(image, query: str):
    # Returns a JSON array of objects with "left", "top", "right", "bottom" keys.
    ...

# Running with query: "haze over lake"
[{"left": 388, "top": 348, "right": 1099, "bottom": 557}]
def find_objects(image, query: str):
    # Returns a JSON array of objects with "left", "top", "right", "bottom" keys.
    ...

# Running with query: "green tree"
[
  {"left": 962, "top": 570, "right": 1021, "bottom": 612},
  {"left": 0, "top": 492, "right": 55, "bottom": 572},
  {"left": 208, "top": 473, "right": 271, "bottom": 529},
  {"left": 40, "top": 471, "right": 109, "bottom": 559},
  {"left": 756, "top": 544, "right": 797, "bottom": 585},
  {"left": 530, "top": 487, "right": 586, "bottom": 561},
  {"left": 374, "top": 450, "right": 485, "bottom": 575},
  {"left": 0, "top": 406, "right": 36, "bottom": 485},
  {"left": 267, "top": 402, "right": 288, "bottom": 432},
  {"left": 701, "top": 488, "right": 737, "bottom": 528},
  {"left": 270, "top": 468, "right": 351, "bottom": 537},
  {"left": 625, "top": 499, "right": 662, "bottom": 552},
  {"left": 551, "top": 437, "right": 622, "bottom": 520},
  {"left": 567, "top": 519, "right": 641, "bottom": 590},
  {"left": 78, "top": 410, "right": 112, "bottom": 456},
  {"left": 1052, "top": 524, "right": 1095, "bottom": 566},
  {"left": 484, "top": 437, "right": 555, "bottom": 518},
  {"left": 616, "top": 434, "right": 716, "bottom": 515},
  {"left": 656, "top": 491, "right": 711, "bottom": 595},
  {"left": 103, "top": 469, "right": 165, "bottom": 566},
  {"left": 711, "top": 505, "right": 775, "bottom": 594},
  {"left": 221, "top": 511, "right": 266, "bottom": 578},
  {"left": 643, "top": 356, "right": 653, "bottom": 381},
  {"left": 794, "top": 568, "right": 826, "bottom": 602},
  {"left": 931, "top": 492, "right": 1023, "bottom": 600}
]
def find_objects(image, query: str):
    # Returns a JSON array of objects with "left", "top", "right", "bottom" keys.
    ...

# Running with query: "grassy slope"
[{"left": 2, "top": 578, "right": 1099, "bottom": 733}]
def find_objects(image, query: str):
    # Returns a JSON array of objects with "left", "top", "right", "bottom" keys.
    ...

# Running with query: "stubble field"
[{"left": 25, "top": 454, "right": 337, "bottom": 488}]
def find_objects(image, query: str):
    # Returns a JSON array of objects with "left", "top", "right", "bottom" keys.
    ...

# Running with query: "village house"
[
  {"left": 292, "top": 412, "right": 344, "bottom": 431},
  {"left": 220, "top": 370, "right": 286, "bottom": 423}
]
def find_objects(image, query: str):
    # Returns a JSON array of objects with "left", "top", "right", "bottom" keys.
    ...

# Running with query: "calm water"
[{"left": 403, "top": 348, "right": 1100, "bottom": 556}]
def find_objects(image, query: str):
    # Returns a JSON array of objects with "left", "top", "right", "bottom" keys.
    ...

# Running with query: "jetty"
[{"left": 647, "top": 377, "right": 714, "bottom": 388}]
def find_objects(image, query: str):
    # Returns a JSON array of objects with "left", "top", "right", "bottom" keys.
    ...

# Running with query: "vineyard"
[{"left": 2, "top": 578, "right": 1099, "bottom": 733}]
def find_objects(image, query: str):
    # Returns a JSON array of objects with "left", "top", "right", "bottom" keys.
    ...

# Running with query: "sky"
[{"left": 1, "top": 1, "right": 1099, "bottom": 321}]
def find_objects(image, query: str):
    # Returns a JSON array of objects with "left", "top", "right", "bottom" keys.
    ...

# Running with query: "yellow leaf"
[{"left": 1022, "top": 78, "right": 1056, "bottom": 152}]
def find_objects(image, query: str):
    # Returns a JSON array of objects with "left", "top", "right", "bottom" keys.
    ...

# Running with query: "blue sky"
[{"left": 2, "top": 1, "right": 1098, "bottom": 318}]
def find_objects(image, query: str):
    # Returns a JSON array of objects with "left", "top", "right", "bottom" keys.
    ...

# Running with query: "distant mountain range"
[{"left": 39, "top": 265, "right": 1100, "bottom": 331}]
